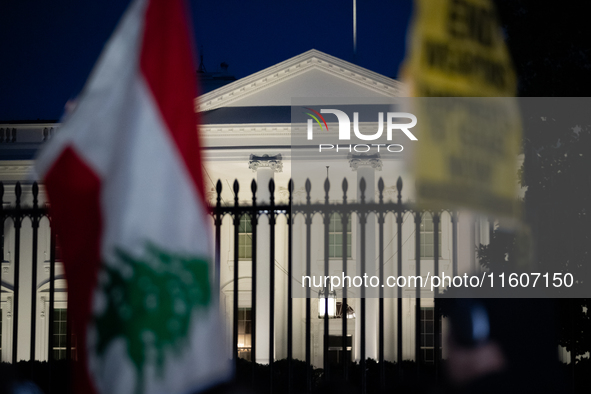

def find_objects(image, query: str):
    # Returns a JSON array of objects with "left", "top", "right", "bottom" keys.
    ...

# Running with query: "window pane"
[
  {"left": 420, "top": 307, "right": 440, "bottom": 363},
  {"left": 237, "top": 307, "right": 253, "bottom": 361},
  {"left": 334, "top": 216, "right": 342, "bottom": 232},
  {"left": 419, "top": 216, "right": 441, "bottom": 258},
  {"left": 329, "top": 214, "right": 352, "bottom": 258},
  {"left": 238, "top": 218, "right": 253, "bottom": 260}
]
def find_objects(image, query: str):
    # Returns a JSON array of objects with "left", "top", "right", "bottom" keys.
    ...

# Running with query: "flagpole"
[{"left": 353, "top": 0, "right": 357, "bottom": 62}]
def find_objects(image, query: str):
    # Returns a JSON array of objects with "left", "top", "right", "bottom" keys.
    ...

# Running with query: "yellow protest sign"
[{"left": 403, "top": 0, "right": 522, "bottom": 218}]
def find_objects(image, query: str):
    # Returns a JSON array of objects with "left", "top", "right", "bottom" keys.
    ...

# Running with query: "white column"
[
  {"left": 350, "top": 154, "right": 381, "bottom": 362},
  {"left": 384, "top": 211, "right": 395, "bottom": 362},
  {"left": 274, "top": 214, "right": 288, "bottom": 360},
  {"left": 248, "top": 154, "right": 282, "bottom": 365}
]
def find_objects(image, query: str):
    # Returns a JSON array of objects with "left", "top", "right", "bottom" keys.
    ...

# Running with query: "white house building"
[{"left": 0, "top": 49, "right": 491, "bottom": 367}]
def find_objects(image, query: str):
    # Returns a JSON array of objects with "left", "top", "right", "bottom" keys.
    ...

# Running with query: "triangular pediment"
[{"left": 195, "top": 49, "right": 405, "bottom": 112}]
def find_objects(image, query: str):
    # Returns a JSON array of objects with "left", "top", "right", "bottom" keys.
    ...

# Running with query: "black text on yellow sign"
[{"left": 402, "top": 0, "right": 522, "bottom": 218}]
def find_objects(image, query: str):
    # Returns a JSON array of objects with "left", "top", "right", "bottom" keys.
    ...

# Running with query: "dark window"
[
  {"left": 420, "top": 307, "right": 442, "bottom": 364},
  {"left": 53, "top": 309, "right": 76, "bottom": 360},
  {"left": 327, "top": 335, "right": 352, "bottom": 365}
]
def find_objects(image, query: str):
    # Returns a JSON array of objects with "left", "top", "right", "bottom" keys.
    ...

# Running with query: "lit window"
[
  {"left": 238, "top": 216, "right": 252, "bottom": 260},
  {"left": 237, "top": 307, "right": 252, "bottom": 361},
  {"left": 329, "top": 214, "right": 351, "bottom": 258},
  {"left": 420, "top": 215, "right": 442, "bottom": 258}
]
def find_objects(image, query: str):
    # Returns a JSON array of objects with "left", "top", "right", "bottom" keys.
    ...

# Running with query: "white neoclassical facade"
[{"left": 0, "top": 50, "right": 490, "bottom": 366}]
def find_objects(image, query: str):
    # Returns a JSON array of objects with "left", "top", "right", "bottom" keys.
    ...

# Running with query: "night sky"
[{"left": 0, "top": 0, "right": 412, "bottom": 121}]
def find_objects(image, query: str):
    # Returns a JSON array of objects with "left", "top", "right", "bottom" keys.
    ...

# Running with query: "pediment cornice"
[{"left": 195, "top": 49, "right": 405, "bottom": 112}]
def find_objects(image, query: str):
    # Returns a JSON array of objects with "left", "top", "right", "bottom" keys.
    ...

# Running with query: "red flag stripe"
[
  {"left": 139, "top": 0, "right": 207, "bottom": 204},
  {"left": 44, "top": 146, "right": 103, "bottom": 394}
]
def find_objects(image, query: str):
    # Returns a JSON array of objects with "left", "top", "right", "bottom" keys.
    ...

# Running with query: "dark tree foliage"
[
  {"left": 494, "top": 0, "right": 591, "bottom": 97},
  {"left": 478, "top": 1, "right": 591, "bottom": 357}
]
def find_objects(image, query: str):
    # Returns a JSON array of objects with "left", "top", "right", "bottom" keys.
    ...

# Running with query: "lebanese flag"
[{"left": 35, "top": 0, "right": 232, "bottom": 393}]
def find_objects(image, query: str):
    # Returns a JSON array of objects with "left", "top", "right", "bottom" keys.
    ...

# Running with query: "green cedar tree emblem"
[{"left": 93, "top": 242, "right": 211, "bottom": 391}]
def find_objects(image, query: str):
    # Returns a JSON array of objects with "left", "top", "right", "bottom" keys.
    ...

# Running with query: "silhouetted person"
[{"left": 445, "top": 298, "right": 563, "bottom": 393}]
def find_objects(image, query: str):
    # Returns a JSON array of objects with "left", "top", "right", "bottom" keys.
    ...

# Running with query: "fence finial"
[
  {"left": 216, "top": 180, "right": 223, "bottom": 207},
  {"left": 378, "top": 177, "right": 384, "bottom": 203},
  {"left": 15, "top": 182, "right": 22, "bottom": 203},
  {"left": 269, "top": 178, "right": 275, "bottom": 195},
  {"left": 33, "top": 182, "right": 39, "bottom": 206},
  {"left": 233, "top": 179, "right": 239, "bottom": 206},
  {"left": 251, "top": 178, "right": 257, "bottom": 195},
  {"left": 359, "top": 177, "right": 366, "bottom": 203}
]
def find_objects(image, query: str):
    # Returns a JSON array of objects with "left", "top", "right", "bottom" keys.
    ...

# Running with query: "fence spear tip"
[{"left": 378, "top": 177, "right": 384, "bottom": 193}]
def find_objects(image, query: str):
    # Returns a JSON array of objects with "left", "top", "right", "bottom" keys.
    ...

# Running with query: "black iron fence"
[
  {"left": 0, "top": 182, "right": 70, "bottom": 393},
  {"left": 212, "top": 176, "right": 455, "bottom": 394},
  {"left": 0, "top": 178, "right": 455, "bottom": 394}
]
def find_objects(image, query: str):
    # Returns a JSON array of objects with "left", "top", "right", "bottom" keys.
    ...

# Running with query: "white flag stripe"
[{"left": 100, "top": 73, "right": 211, "bottom": 267}]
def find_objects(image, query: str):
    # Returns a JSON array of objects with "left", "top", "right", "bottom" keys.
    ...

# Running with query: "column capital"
[
  {"left": 348, "top": 152, "right": 382, "bottom": 171},
  {"left": 248, "top": 154, "right": 283, "bottom": 173}
]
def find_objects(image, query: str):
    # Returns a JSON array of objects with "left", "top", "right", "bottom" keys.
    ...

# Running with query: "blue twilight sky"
[{"left": 0, "top": 0, "right": 412, "bottom": 121}]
